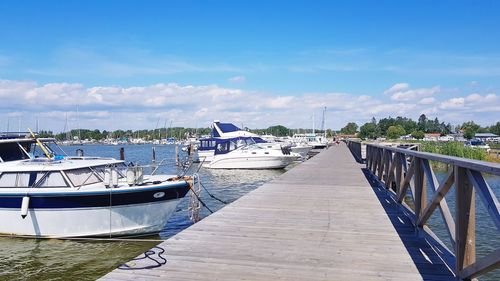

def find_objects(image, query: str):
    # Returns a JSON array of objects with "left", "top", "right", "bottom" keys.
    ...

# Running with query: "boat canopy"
[{"left": 211, "top": 122, "right": 241, "bottom": 137}]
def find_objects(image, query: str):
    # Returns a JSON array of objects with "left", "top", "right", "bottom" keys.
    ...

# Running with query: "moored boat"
[
  {"left": 204, "top": 138, "right": 300, "bottom": 169},
  {"left": 0, "top": 132, "right": 191, "bottom": 238}
]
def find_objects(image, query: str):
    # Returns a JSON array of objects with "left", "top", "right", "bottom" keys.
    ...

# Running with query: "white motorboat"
[
  {"left": 292, "top": 133, "right": 329, "bottom": 149},
  {"left": 204, "top": 139, "right": 300, "bottom": 169},
  {"left": 197, "top": 121, "right": 268, "bottom": 163},
  {"left": 0, "top": 132, "right": 192, "bottom": 238},
  {"left": 290, "top": 142, "right": 313, "bottom": 158}
]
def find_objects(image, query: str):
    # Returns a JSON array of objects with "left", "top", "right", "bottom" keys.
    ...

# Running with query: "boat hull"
[
  {"left": 291, "top": 146, "right": 312, "bottom": 157},
  {"left": 0, "top": 183, "right": 189, "bottom": 237},
  {"left": 206, "top": 155, "right": 297, "bottom": 169}
]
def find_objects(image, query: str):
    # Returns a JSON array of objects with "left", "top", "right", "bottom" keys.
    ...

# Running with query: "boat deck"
[{"left": 100, "top": 144, "right": 455, "bottom": 280}]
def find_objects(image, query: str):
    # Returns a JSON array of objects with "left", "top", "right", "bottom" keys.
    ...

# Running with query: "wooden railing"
[
  {"left": 346, "top": 139, "right": 363, "bottom": 163},
  {"left": 362, "top": 143, "right": 500, "bottom": 280}
]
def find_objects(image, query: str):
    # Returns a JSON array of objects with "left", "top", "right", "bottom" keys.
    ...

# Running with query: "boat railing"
[{"left": 358, "top": 142, "right": 500, "bottom": 280}]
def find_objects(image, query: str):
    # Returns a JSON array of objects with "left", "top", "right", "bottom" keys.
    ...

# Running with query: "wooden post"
[
  {"left": 414, "top": 157, "right": 426, "bottom": 223},
  {"left": 119, "top": 147, "right": 124, "bottom": 160},
  {"left": 152, "top": 146, "right": 156, "bottom": 163},
  {"left": 377, "top": 148, "right": 385, "bottom": 180},
  {"left": 395, "top": 153, "right": 402, "bottom": 196},
  {"left": 455, "top": 166, "right": 476, "bottom": 278},
  {"left": 175, "top": 145, "right": 179, "bottom": 166}
]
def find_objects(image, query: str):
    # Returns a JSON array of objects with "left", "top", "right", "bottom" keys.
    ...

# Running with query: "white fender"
[
  {"left": 104, "top": 168, "right": 111, "bottom": 188},
  {"left": 126, "top": 167, "right": 135, "bottom": 186},
  {"left": 21, "top": 196, "right": 30, "bottom": 219},
  {"left": 111, "top": 167, "right": 119, "bottom": 187}
]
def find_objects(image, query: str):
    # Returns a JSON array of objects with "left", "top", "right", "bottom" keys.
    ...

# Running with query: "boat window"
[
  {"left": 65, "top": 168, "right": 101, "bottom": 187},
  {"left": 229, "top": 141, "right": 237, "bottom": 151},
  {"left": 0, "top": 173, "right": 18, "bottom": 187},
  {"left": 0, "top": 172, "right": 68, "bottom": 187},
  {"left": 36, "top": 172, "right": 69, "bottom": 187}
]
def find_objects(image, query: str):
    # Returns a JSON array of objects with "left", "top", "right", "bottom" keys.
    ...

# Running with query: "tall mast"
[
  {"left": 312, "top": 113, "right": 315, "bottom": 134},
  {"left": 76, "top": 104, "right": 81, "bottom": 141},
  {"left": 321, "top": 106, "right": 326, "bottom": 137}
]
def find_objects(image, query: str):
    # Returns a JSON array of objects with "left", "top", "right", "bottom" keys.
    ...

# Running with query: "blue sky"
[{"left": 0, "top": 1, "right": 499, "bottom": 131}]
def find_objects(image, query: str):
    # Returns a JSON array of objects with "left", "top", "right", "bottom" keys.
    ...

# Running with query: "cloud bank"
[{"left": 0, "top": 79, "right": 498, "bottom": 132}]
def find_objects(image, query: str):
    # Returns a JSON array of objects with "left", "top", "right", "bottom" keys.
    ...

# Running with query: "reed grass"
[{"left": 419, "top": 141, "right": 488, "bottom": 161}]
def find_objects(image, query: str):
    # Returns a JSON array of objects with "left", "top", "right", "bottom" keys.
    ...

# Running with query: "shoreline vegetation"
[
  {"left": 340, "top": 114, "right": 500, "bottom": 164},
  {"left": 415, "top": 141, "right": 499, "bottom": 165},
  {"left": 35, "top": 125, "right": 331, "bottom": 141}
]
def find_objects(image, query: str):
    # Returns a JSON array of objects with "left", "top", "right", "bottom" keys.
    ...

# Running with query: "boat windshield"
[
  {"left": 0, "top": 142, "right": 31, "bottom": 162},
  {"left": 30, "top": 141, "right": 67, "bottom": 158}
]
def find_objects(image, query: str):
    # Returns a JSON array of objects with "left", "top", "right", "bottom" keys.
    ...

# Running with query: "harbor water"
[
  {"left": 0, "top": 144, "right": 287, "bottom": 281},
  {"left": 0, "top": 144, "right": 498, "bottom": 280}
]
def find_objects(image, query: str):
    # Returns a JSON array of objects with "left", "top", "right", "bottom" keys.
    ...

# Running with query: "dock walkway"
[{"left": 100, "top": 144, "right": 455, "bottom": 280}]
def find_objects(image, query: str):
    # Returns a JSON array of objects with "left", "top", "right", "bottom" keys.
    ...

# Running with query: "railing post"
[
  {"left": 395, "top": 152, "right": 402, "bottom": 196},
  {"left": 377, "top": 148, "right": 385, "bottom": 180},
  {"left": 414, "top": 157, "right": 426, "bottom": 223},
  {"left": 455, "top": 166, "right": 476, "bottom": 278}
]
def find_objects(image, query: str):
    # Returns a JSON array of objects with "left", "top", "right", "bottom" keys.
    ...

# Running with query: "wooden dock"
[{"left": 100, "top": 144, "right": 455, "bottom": 280}]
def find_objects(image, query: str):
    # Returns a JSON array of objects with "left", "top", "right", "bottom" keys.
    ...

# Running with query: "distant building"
[
  {"left": 423, "top": 133, "right": 441, "bottom": 141},
  {"left": 475, "top": 133, "right": 499, "bottom": 141},
  {"left": 438, "top": 135, "right": 454, "bottom": 142}
]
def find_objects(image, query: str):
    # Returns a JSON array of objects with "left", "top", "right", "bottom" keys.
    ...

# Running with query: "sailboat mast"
[
  {"left": 321, "top": 106, "right": 326, "bottom": 137},
  {"left": 312, "top": 113, "right": 315, "bottom": 134}
]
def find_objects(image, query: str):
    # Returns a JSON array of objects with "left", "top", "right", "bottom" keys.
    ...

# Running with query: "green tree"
[
  {"left": 418, "top": 114, "right": 428, "bottom": 132},
  {"left": 411, "top": 130, "right": 425, "bottom": 140},
  {"left": 490, "top": 122, "right": 500, "bottom": 136},
  {"left": 359, "top": 123, "right": 379, "bottom": 140},
  {"left": 386, "top": 125, "right": 406, "bottom": 139},
  {"left": 340, "top": 122, "right": 358, "bottom": 135},
  {"left": 378, "top": 117, "right": 396, "bottom": 136},
  {"left": 461, "top": 121, "right": 480, "bottom": 139},
  {"left": 266, "top": 125, "right": 289, "bottom": 136}
]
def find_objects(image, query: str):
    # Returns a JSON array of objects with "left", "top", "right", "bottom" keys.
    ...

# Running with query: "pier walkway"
[{"left": 100, "top": 144, "right": 455, "bottom": 280}]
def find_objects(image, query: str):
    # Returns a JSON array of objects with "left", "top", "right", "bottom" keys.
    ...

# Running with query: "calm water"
[
  {"left": 0, "top": 145, "right": 498, "bottom": 280},
  {"left": 0, "top": 144, "right": 286, "bottom": 281}
]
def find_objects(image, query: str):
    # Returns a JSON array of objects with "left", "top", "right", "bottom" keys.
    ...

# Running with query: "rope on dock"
[{"left": 117, "top": 246, "right": 167, "bottom": 270}]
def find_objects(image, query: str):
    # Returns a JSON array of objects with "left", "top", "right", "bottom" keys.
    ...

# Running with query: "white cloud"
[
  {"left": 465, "top": 93, "right": 497, "bottom": 103},
  {"left": 384, "top": 83, "right": 409, "bottom": 95},
  {"left": 419, "top": 97, "right": 436, "bottom": 105},
  {"left": 0, "top": 79, "right": 498, "bottom": 131},
  {"left": 228, "top": 76, "right": 246, "bottom": 83},
  {"left": 440, "top": 97, "right": 465, "bottom": 109},
  {"left": 385, "top": 83, "right": 441, "bottom": 101}
]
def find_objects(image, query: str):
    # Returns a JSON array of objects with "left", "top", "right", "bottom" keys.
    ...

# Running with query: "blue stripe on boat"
[{"left": 0, "top": 183, "right": 189, "bottom": 209}]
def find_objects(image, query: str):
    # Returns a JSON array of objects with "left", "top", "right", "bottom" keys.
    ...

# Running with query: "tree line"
[
  {"left": 340, "top": 114, "right": 500, "bottom": 140},
  {"left": 36, "top": 125, "right": 333, "bottom": 140}
]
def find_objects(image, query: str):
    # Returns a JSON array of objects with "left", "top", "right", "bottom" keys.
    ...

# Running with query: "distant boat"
[
  {"left": 292, "top": 133, "right": 329, "bottom": 149},
  {"left": 204, "top": 138, "right": 299, "bottom": 169},
  {"left": 197, "top": 121, "right": 268, "bottom": 162},
  {"left": 0, "top": 132, "right": 191, "bottom": 238}
]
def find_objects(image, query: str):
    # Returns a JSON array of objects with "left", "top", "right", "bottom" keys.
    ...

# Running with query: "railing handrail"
[{"left": 367, "top": 143, "right": 500, "bottom": 175}]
